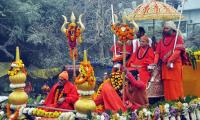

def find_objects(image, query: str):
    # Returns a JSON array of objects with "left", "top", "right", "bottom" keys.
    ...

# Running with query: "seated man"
[
  {"left": 94, "top": 64, "right": 126, "bottom": 113},
  {"left": 127, "top": 35, "right": 155, "bottom": 84},
  {"left": 125, "top": 35, "right": 155, "bottom": 110},
  {"left": 44, "top": 71, "right": 79, "bottom": 110}
]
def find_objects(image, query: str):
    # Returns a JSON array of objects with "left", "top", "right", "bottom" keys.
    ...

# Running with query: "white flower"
[
  {"left": 0, "top": 111, "right": 4, "bottom": 116},
  {"left": 39, "top": 100, "right": 45, "bottom": 104},
  {"left": 119, "top": 116, "right": 126, "bottom": 120},
  {"left": 23, "top": 108, "right": 30, "bottom": 114},
  {"left": 19, "top": 106, "right": 25, "bottom": 116},
  {"left": 147, "top": 111, "right": 152, "bottom": 116},
  {"left": 100, "top": 115, "right": 105, "bottom": 120},
  {"left": 76, "top": 112, "right": 87, "bottom": 119},
  {"left": 28, "top": 108, "right": 35, "bottom": 115},
  {"left": 95, "top": 115, "right": 100, "bottom": 120},
  {"left": 59, "top": 112, "right": 75, "bottom": 120},
  {"left": 143, "top": 108, "right": 147, "bottom": 113},
  {"left": 11, "top": 63, "right": 18, "bottom": 67},
  {"left": 164, "top": 103, "right": 170, "bottom": 109}
]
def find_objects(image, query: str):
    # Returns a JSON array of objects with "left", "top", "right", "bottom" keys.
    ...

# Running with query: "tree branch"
[{"left": 0, "top": 45, "right": 14, "bottom": 59}]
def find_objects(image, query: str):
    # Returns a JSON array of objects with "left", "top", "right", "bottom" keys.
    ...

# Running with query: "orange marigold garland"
[
  {"left": 54, "top": 89, "right": 64, "bottom": 104},
  {"left": 6, "top": 104, "right": 20, "bottom": 120},
  {"left": 75, "top": 62, "right": 96, "bottom": 85},
  {"left": 92, "top": 79, "right": 110, "bottom": 112},
  {"left": 8, "top": 60, "right": 27, "bottom": 76},
  {"left": 65, "top": 25, "right": 81, "bottom": 60},
  {"left": 111, "top": 23, "right": 135, "bottom": 42},
  {"left": 110, "top": 71, "right": 123, "bottom": 90}
]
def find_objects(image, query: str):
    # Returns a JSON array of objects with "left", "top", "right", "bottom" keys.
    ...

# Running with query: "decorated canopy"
[{"left": 127, "top": 0, "right": 184, "bottom": 21}]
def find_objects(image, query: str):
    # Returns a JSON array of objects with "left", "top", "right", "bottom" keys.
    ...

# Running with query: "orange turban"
[
  {"left": 59, "top": 71, "right": 69, "bottom": 80},
  {"left": 140, "top": 35, "right": 149, "bottom": 43}
]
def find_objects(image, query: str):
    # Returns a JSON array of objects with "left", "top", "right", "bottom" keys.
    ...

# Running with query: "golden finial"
[
  {"left": 71, "top": 12, "right": 76, "bottom": 23},
  {"left": 15, "top": 46, "right": 20, "bottom": 62},
  {"left": 83, "top": 50, "right": 87, "bottom": 63}
]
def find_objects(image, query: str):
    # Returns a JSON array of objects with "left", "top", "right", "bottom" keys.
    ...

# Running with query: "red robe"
[
  {"left": 94, "top": 81, "right": 126, "bottom": 113},
  {"left": 125, "top": 46, "right": 154, "bottom": 110},
  {"left": 124, "top": 72, "right": 148, "bottom": 110},
  {"left": 44, "top": 82, "right": 79, "bottom": 110},
  {"left": 127, "top": 46, "right": 155, "bottom": 84},
  {"left": 155, "top": 32, "right": 185, "bottom": 100},
  {"left": 110, "top": 41, "right": 133, "bottom": 62}
]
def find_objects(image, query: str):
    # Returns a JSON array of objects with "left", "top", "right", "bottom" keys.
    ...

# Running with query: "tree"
[{"left": 0, "top": 0, "right": 140, "bottom": 67}]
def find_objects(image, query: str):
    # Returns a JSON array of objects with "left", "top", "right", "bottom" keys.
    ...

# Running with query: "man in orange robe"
[
  {"left": 154, "top": 21, "right": 186, "bottom": 101},
  {"left": 110, "top": 41, "right": 133, "bottom": 63},
  {"left": 94, "top": 64, "right": 126, "bottom": 113},
  {"left": 44, "top": 71, "right": 79, "bottom": 110},
  {"left": 125, "top": 35, "right": 155, "bottom": 110}
]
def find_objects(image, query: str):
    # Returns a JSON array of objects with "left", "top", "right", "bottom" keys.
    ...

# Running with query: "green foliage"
[
  {"left": 0, "top": 0, "right": 144, "bottom": 69},
  {"left": 27, "top": 97, "right": 34, "bottom": 104},
  {"left": 35, "top": 94, "right": 42, "bottom": 103}
]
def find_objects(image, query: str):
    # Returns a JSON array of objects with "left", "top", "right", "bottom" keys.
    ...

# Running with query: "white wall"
[{"left": 183, "top": 9, "right": 200, "bottom": 24}]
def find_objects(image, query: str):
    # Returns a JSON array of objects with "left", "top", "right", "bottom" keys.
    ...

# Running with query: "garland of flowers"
[
  {"left": 6, "top": 104, "right": 20, "bottom": 120},
  {"left": 194, "top": 50, "right": 200, "bottom": 62},
  {"left": 65, "top": 24, "right": 81, "bottom": 59},
  {"left": 8, "top": 60, "right": 26, "bottom": 76},
  {"left": 75, "top": 62, "right": 96, "bottom": 85},
  {"left": 110, "top": 71, "right": 123, "bottom": 90},
  {"left": 54, "top": 89, "right": 64, "bottom": 104},
  {"left": 111, "top": 24, "right": 134, "bottom": 42},
  {"left": 92, "top": 79, "right": 110, "bottom": 100},
  {"left": 92, "top": 79, "right": 110, "bottom": 112}
]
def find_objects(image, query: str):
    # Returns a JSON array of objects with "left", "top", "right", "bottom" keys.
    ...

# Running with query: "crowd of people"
[{"left": 43, "top": 21, "right": 187, "bottom": 113}]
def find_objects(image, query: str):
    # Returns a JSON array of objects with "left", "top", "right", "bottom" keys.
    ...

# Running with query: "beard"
[{"left": 162, "top": 29, "right": 173, "bottom": 36}]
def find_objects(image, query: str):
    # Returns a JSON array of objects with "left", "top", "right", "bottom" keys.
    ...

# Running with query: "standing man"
[{"left": 154, "top": 21, "right": 185, "bottom": 101}]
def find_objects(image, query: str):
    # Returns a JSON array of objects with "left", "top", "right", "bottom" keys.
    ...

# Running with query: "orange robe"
[
  {"left": 125, "top": 46, "right": 154, "bottom": 110},
  {"left": 44, "top": 82, "right": 79, "bottom": 110},
  {"left": 110, "top": 41, "right": 133, "bottom": 63},
  {"left": 94, "top": 81, "right": 126, "bottom": 113},
  {"left": 155, "top": 32, "right": 185, "bottom": 100},
  {"left": 124, "top": 72, "right": 148, "bottom": 110},
  {"left": 127, "top": 46, "right": 155, "bottom": 84}
]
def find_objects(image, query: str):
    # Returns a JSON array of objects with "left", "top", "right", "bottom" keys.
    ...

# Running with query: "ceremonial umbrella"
[{"left": 126, "top": 0, "right": 184, "bottom": 35}]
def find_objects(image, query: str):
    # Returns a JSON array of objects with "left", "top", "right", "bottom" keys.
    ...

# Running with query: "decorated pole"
[
  {"left": 111, "top": 14, "right": 136, "bottom": 104},
  {"left": 61, "top": 12, "right": 85, "bottom": 79}
]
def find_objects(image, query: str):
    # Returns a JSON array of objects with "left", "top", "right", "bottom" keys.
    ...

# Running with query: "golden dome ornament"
[
  {"left": 74, "top": 50, "right": 96, "bottom": 119},
  {"left": 7, "top": 46, "right": 28, "bottom": 119}
]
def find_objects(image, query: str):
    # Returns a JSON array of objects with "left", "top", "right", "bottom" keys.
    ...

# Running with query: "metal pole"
[
  {"left": 173, "top": 0, "right": 185, "bottom": 53},
  {"left": 111, "top": 4, "right": 117, "bottom": 55}
]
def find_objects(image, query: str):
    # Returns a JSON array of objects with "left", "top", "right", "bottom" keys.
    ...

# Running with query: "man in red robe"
[
  {"left": 154, "top": 21, "right": 186, "bottom": 101},
  {"left": 110, "top": 40, "right": 133, "bottom": 63},
  {"left": 44, "top": 71, "right": 79, "bottom": 110},
  {"left": 94, "top": 64, "right": 126, "bottom": 113},
  {"left": 125, "top": 35, "right": 155, "bottom": 110}
]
